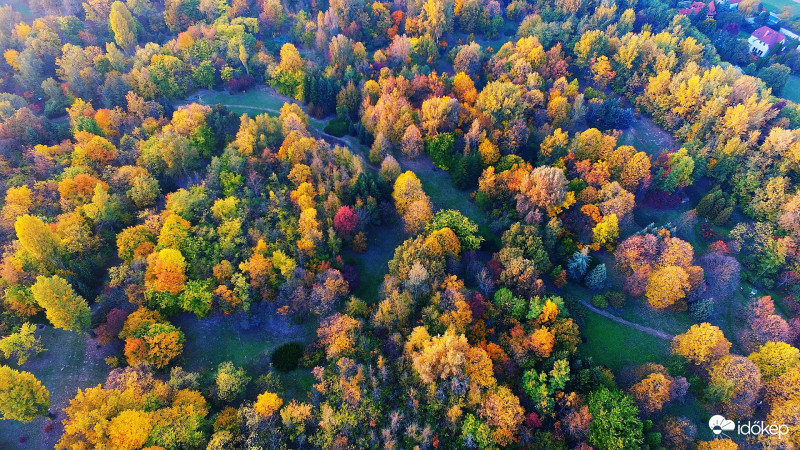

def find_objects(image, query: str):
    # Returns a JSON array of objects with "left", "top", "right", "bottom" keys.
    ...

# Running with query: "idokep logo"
[{"left": 708, "top": 414, "right": 790, "bottom": 440}]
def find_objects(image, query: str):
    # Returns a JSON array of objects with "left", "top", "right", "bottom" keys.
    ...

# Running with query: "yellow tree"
[
  {"left": 15, "top": 214, "right": 62, "bottom": 267},
  {"left": 108, "top": 409, "right": 152, "bottom": 449},
  {"left": 592, "top": 214, "right": 619, "bottom": 250},
  {"left": 0, "top": 323, "right": 45, "bottom": 364},
  {"left": 0, "top": 365, "right": 50, "bottom": 422},
  {"left": 1, "top": 185, "right": 33, "bottom": 223},
  {"left": 146, "top": 248, "right": 187, "bottom": 294},
  {"left": 629, "top": 372, "right": 672, "bottom": 415},
  {"left": 591, "top": 56, "right": 615, "bottom": 89},
  {"left": 671, "top": 323, "right": 731, "bottom": 365},
  {"left": 645, "top": 266, "right": 690, "bottom": 309},
  {"left": 748, "top": 342, "right": 800, "bottom": 381},
  {"left": 31, "top": 276, "right": 91, "bottom": 331},
  {"left": 254, "top": 391, "right": 283, "bottom": 417},
  {"left": 109, "top": 1, "right": 137, "bottom": 52},
  {"left": 696, "top": 439, "right": 738, "bottom": 450}
]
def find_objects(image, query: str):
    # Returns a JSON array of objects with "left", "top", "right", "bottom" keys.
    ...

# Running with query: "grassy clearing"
[
  {"left": 0, "top": 327, "right": 110, "bottom": 449},
  {"left": 573, "top": 301, "right": 671, "bottom": 372},
  {"left": 175, "top": 311, "right": 318, "bottom": 401},
  {"left": 618, "top": 116, "right": 678, "bottom": 156},
  {"left": 181, "top": 88, "right": 327, "bottom": 131},
  {"left": 345, "top": 218, "right": 407, "bottom": 304},
  {"left": 176, "top": 311, "right": 317, "bottom": 372},
  {"left": 782, "top": 75, "right": 800, "bottom": 103}
]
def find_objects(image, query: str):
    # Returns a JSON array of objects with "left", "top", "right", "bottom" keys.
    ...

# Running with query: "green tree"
[
  {"left": 426, "top": 210, "right": 483, "bottom": 250},
  {"left": 215, "top": 361, "right": 250, "bottom": 402},
  {"left": 0, "top": 365, "right": 50, "bottom": 422},
  {"left": 587, "top": 387, "right": 644, "bottom": 449},
  {"left": 424, "top": 133, "right": 455, "bottom": 170},
  {"left": 0, "top": 323, "right": 45, "bottom": 365},
  {"left": 757, "top": 63, "right": 790, "bottom": 93},
  {"left": 192, "top": 60, "right": 215, "bottom": 90}
]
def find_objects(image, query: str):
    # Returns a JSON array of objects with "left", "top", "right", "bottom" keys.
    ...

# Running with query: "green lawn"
[
  {"left": 176, "top": 312, "right": 317, "bottom": 372},
  {"left": 346, "top": 218, "right": 407, "bottom": 304},
  {"left": 180, "top": 88, "right": 327, "bottom": 131},
  {"left": 761, "top": 0, "right": 800, "bottom": 18},
  {"left": 0, "top": 327, "right": 110, "bottom": 449},
  {"left": 574, "top": 301, "right": 671, "bottom": 372},
  {"left": 175, "top": 311, "right": 318, "bottom": 401},
  {"left": 782, "top": 75, "right": 800, "bottom": 103}
]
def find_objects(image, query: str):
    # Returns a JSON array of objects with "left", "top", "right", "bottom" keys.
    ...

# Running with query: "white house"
[
  {"left": 715, "top": 0, "right": 741, "bottom": 10},
  {"left": 780, "top": 27, "right": 800, "bottom": 41},
  {"left": 748, "top": 26, "right": 787, "bottom": 57}
]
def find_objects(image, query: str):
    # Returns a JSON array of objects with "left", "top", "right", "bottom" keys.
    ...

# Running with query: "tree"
[
  {"left": 479, "top": 386, "right": 525, "bottom": 446},
  {"left": 646, "top": 266, "right": 690, "bottom": 309},
  {"left": 421, "top": 96, "right": 459, "bottom": 135},
  {"left": 699, "top": 253, "right": 740, "bottom": 300},
  {"left": 587, "top": 387, "right": 644, "bottom": 449},
  {"left": 108, "top": 409, "right": 152, "bottom": 449},
  {"left": 0, "top": 365, "right": 50, "bottom": 422},
  {"left": 757, "top": 63, "right": 790, "bottom": 93},
  {"left": 585, "top": 264, "right": 607, "bottom": 290},
  {"left": 707, "top": 355, "right": 762, "bottom": 418},
  {"left": 216, "top": 361, "right": 250, "bottom": 402},
  {"left": 2, "top": 185, "right": 33, "bottom": 224},
  {"left": 629, "top": 372, "right": 672, "bottom": 415},
  {"left": 15, "top": 214, "right": 61, "bottom": 268},
  {"left": 57, "top": 365, "right": 207, "bottom": 448},
  {"left": 0, "top": 323, "right": 45, "bottom": 365},
  {"left": 426, "top": 210, "right": 483, "bottom": 250},
  {"left": 317, "top": 313, "right": 361, "bottom": 359},
  {"left": 120, "top": 308, "right": 185, "bottom": 368},
  {"left": 272, "top": 44, "right": 306, "bottom": 100},
  {"left": 333, "top": 206, "right": 359, "bottom": 238},
  {"left": 146, "top": 249, "right": 187, "bottom": 294},
  {"left": 401, "top": 125, "right": 423, "bottom": 159},
  {"left": 425, "top": 132, "right": 456, "bottom": 170},
  {"left": 477, "top": 81, "right": 523, "bottom": 127},
  {"left": 254, "top": 391, "right": 283, "bottom": 417},
  {"left": 454, "top": 43, "right": 481, "bottom": 76},
  {"left": 516, "top": 167, "right": 569, "bottom": 223},
  {"left": 31, "top": 276, "right": 91, "bottom": 332},
  {"left": 109, "top": 1, "right": 137, "bottom": 52},
  {"left": 393, "top": 171, "right": 434, "bottom": 234},
  {"left": 748, "top": 342, "right": 800, "bottom": 381},
  {"left": 592, "top": 214, "right": 619, "bottom": 249},
  {"left": 117, "top": 225, "right": 156, "bottom": 262},
  {"left": 671, "top": 323, "right": 731, "bottom": 365}
]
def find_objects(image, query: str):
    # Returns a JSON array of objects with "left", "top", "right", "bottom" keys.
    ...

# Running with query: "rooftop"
[{"left": 751, "top": 26, "right": 787, "bottom": 47}]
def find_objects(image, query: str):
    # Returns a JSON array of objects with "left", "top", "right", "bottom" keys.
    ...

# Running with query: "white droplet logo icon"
[{"left": 709, "top": 415, "right": 735, "bottom": 435}]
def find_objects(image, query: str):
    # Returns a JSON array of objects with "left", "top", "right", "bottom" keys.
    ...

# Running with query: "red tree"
[{"left": 333, "top": 206, "right": 358, "bottom": 238}]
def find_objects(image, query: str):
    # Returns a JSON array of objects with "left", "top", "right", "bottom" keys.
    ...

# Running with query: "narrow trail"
[{"left": 578, "top": 300, "right": 675, "bottom": 341}]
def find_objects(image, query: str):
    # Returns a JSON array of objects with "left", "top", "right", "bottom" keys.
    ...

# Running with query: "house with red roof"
[
  {"left": 748, "top": 26, "right": 787, "bottom": 57},
  {"left": 678, "top": 1, "right": 717, "bottom": 18}
]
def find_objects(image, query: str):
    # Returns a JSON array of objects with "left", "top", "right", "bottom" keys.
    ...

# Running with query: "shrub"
[
  {"left": 272, "top": 342, "right": 305, "bottom": 372},
  {"left": 584, "top": 264, "right": 606, "bottom": 290},
  {"left": 424, "top": 133, "right": 455, "bottom": 170},
  {"left": 324, "top": 118, "right": 348, "bottom": 137},
  {"left": 688, "top": 298, "right": 714, "bottom": 322},
  {"left": 606, "top": 291, "right": 626, "bottom": 309},
  {"left": 591, "top": 294, "right": 608, "bottom": 308}
]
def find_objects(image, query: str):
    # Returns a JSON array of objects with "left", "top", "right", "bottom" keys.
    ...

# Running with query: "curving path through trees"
[{"left": 578, "top": 300, "right": 675, "bottom": 341}]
